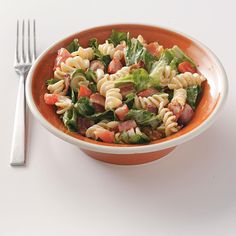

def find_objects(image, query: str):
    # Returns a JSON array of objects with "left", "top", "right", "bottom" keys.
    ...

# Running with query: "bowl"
[{"left": 26, "top": 24, "right": 228, "bottom": 165}]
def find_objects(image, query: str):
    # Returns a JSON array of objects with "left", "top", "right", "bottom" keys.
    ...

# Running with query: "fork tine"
[
  {"left": 27, "top": 19, "right": 31, "bottom": 63},
  {"left": 32, "top": 19, "right": 36, "bottom": 61},
  {"left": 21, "top": 20, "right": 26, "bottom": 63},
  {"left": 15, "top": 20, "right": 19, "bottom": 64}
]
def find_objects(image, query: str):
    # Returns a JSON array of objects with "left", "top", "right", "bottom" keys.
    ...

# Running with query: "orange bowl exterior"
[
  {"left": 81, "top": 147, "right": 176, "bottom": 165},
  {"left": 29, "top": 24, "right": 224, "bottom": 164}
]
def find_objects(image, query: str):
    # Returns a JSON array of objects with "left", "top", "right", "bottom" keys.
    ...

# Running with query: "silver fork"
[{"left": 10, "top": 20, "right": 36, "bottom": 166}]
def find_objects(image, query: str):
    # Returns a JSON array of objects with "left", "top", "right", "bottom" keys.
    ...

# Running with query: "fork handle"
[{"left": 10, "top": 74, "right": 26, "bottom": 166}]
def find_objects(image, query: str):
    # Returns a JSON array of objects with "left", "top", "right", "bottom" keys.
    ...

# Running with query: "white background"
[{"left": 0, "top": 0, "right": 235, "bottom": 235}]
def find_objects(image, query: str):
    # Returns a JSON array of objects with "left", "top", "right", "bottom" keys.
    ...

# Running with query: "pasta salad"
[{"left": 44, "top": 30, "right": 206, "bottom": 144}]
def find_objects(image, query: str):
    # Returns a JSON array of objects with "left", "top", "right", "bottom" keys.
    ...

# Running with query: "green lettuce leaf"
[
  {"left": 88, "top": 38, "right": 98, "bottom": 49},
  {"left": 124, "top": 93, "right": 135, "bottom": 109},
  {"left": 115, "top": 68, "right": 149, "bottom": 92},
  {"left": 71, "top": 89, "right": 77, "bottom": 104},
  {"left": 169, "top": 45, "right": 196, "bottom": 67},
  {"left": 89, "top": 110, "right": 116, "bottom": 122},
  {"left": 85, "top": 69, "right": 96, "bottom": 82},
  {"left": 142, "top": 49, "right": 158, "bottom": 72},
  {"left": 128, "top": 133, "right": 150, "bottom": 144},
  {"left": 66, "top": 39, "right": 80, "bottom": 53},
  {"left": 74, "top": 97, "right": 95, "bottom": 116},
  {"left": 187, "top": 85, "right": 202, "bottom": 109},
  {"left": 62, "top": 108, "right": 78, "bottom": 132},
  {"left": 108, "top": 30, "right": 128, "bottom": 46},
  {"left": 125, "top": 109, "right": 160, "bottom": 128},
  {"left": 116, "top": 131, "right": 150, "bottom": 144},
  {"left": 46, "top": 78, "right": 60, "bottom": 85},
  {"left": 125, "top": 38, "right": 144, "bottom": 66}
]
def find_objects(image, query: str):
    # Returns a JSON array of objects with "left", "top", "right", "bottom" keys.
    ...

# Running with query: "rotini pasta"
[
  {"left": 150, "top": 65, "right": 176, "bottom": 87},
  {"left": 137, "top": 35, "right": 146, "bottom": 46},
  {"left": 55, "top": 96, "right": 72, "bottom": 114},
  {"left": 95, "top": 69, "right": 105, "bottom": 82},
  {"left": 168, "top": 72, "right": 206, "bottom": 89},
  {"left": 171, "top": 88, "right": 187, "bottom": 106},
  {"left": 54, "top": 56, "right": 90, "bottom": 79},
  {"left": 105, "top": 88, "right": 123, "bottom": 110},
  {"left": 134, "top": 93, "right": 169, "bottom": 110},
  {"left": 157, "top": 103, "right": 179, "bottom": 136},
  {"left": 71, "top": 47, "right": 94, "bottom": 60},
  {"left": 85, "top": 121, "right": 119, "bottom": 140},
  {"left": 97, "top": 74, "right": 122, "bottom": 109},
  {"left": 98, "top": 40, "right": 115, "bottom": 57},
  {"left": 110, "top": 66, "right": 130, "bottom": 80},
  {"left": 47, "top": 80, "right": 65, "bottom": 94},
  {"left": 97, "top": 74, "right": 115, "bottom": 96}
]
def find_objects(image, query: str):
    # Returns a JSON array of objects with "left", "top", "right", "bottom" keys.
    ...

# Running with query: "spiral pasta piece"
[
  {"left": 158, "top": 103, "right": 179, "bottom": 136},
  {"left": 95, "top": 69, "right": 105, "bottom": 82},
  {"left": 105, "top": 88, "right": 123, "bottom": 110},
  {"left": 113, "top": 41, "right": 126, "bottom": 60},
  {"left": 85, "top": 121, "right": 119, "bottom": 140},
  {"left": 71, "top": 47, "right": 94, "bottom": 60},
  {"left": 168, "top": 72, "right": 206, "bottom": 89},
  {"left": 137, "top": 35, "right": 146, "bottom": 46},
  {"left": 171, "top": 88, "right": 187, "bottom": 106},
  {"left": 97, "top": 74, "right": 115, "bottom": 96},
  {"left": 98, "top": 40, "right": 115, "bottom": 57},
  {"left": 150, "top": 65, "right": 176, "bottom": 87},
  {"left": 55, "top": 96, "right": 72, "bottom": 114},
  {"left": 134, "top": 93, "right": 169, "bottom": 110},
  {"left": 110, "top": 66, "right": 130, "bottom": 80},
  {"left": 97, "top": 74, "right": 123, "bottom": 110},
  {"left": 54, "top": 56, "right": 90, "bottom": 79},
  {"left": 54, "top": 68, "right": 69, "bottom": 80},
  {"left": 47, "top": 80, "right": 64, "bottom": 94}
]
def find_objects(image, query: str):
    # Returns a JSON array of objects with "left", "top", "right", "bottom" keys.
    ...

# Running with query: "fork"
[{"left": 10, "top": 20, "right": 36, "bottom": 166}]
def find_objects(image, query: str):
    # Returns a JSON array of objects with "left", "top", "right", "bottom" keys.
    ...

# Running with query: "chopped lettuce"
[
  {"left": 88, "top": 38, "right": 98, "bottom": 49},
  {"left": 124, "top": 93, "right": 135, "bottom": 109},
  {"left": 89, "top": 110, "right": 116, "bottom": 121},
  {"left": 71, "top": 89, "right": 77, "bottom": 104},
  {"left": 125, "top": 37, "right": 144, "bottom": 66},
  {"left": 125, "top": 109, "right": 160, "bottom": 128},
  {"left": 85, "top": 69, "right": 97, "bottom": 92},
  {"left": 187, "top": 85, "right": 202, "bottom": 109},
  {"left": 66, "top": 39, "right": 80, "bottom": 53},
  {"left": 142, "top": 49, "right": 158, "bottom": 72},
  {"left": 149, "top": 60, "right": 167, "bottom": 88},
  {"left": 74, "top": 97, "right": 95, "bottom": 116},
  {"left": 85, "top": 69, "right": 96, "bottom": 82},
  {"left": 169, "top": 45, "right": 196, "bottom": 67},
  {"left": 116, "top": 131, "right": 150, "bottom": 144},
  {"left": 46, "top": 78, "right": 60, "bottom": 85},
  {"left": 70, "top": 69, "right": 97, "bottom": 93},
  {"left": 88, "top": 83, "right": 97, "bottom": 93},
  {"left": 115, "top": 68, "right": 149, "bottom": 92},
  {"left": 62, "top": 108, "right": 78, "bottom": 132},
  {"left": 128, "top": 133, "right": 150, "bottom": 144},
  {"left": 108, "top": 30, "right": 128, "bottom": 46}
]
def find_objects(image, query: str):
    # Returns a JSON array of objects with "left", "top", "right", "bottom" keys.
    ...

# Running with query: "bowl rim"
[{"left": 26, "top": 23, "right": 228, "bottom": 154}]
